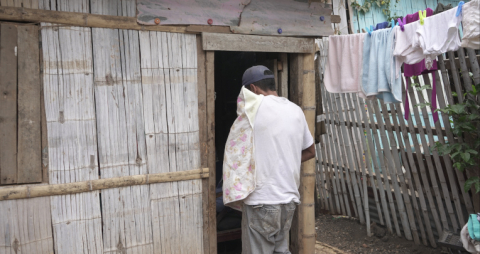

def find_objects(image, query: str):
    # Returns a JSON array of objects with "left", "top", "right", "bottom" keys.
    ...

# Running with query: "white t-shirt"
[{"left": 243, "top": 95, "right": 314, "bottom": 205}]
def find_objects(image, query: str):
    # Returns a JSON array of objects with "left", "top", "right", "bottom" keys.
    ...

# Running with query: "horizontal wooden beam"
[
  {"left": 325, "top": 119, "right": 447, "bottom": 136},
  {"left": 0, "top": 6, "right": 188, "bottom": 33},
  {"left": 0, "top": 168, "right": 209, "bottom": 201},
  {"left": 202, "top": 32, "right": 315, "bottom": 53},
  {"left": 0, "top": 6, "right": 342, "bottom": 35}
]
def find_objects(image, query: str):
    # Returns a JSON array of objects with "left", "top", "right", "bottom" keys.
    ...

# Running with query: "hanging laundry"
[
  {"left": 434, "top": 2, "right": 453, "bottom": 14},
  {"left": 362, "top": 28, "right": 402, "bottom": 103},
  {"left": 461, "top": 0, "right": 480, "bottom": 49},
  {"left": 324, "top": 33, "right": 367, "bottom": 97},
  {"left": 412, "top": 6, "right": 463, "bottom": 70},
  {"left": 393, "top": 21, "right": 425, "bottom": 76},
  {"left": 222, "top": 87, "right": 263, "bottom": 211},
  {"left": 402, "top": 8, "right": 439, "bottom": 122},
  {"left": 375, "top": 21, "right": 389, "bottom": 30}
]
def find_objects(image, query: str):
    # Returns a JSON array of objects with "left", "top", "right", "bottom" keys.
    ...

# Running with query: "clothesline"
[{"left": 323, "top": 0, "right": 479, "bottom": 123}]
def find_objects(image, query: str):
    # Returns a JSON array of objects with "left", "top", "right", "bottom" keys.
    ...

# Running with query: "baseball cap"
[{"left": 242, "top": 65, "right": 275, "bottom": 86}]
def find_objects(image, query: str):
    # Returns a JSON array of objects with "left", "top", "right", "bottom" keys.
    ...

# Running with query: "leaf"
[
  {"left": 452, "top": 92, "right": 458, "bottom": 97},
  {"left": 466, "top": 149, "right": 478, "bottom": 155},
  {"left": 464, "top": 176, "right": 480, "bottom": 193},
  {"left": 461, "top": 152, "right": 470, "bottom": 162},
  {"left": 450, "top": 104, "right": 467, "bottom": 114}
]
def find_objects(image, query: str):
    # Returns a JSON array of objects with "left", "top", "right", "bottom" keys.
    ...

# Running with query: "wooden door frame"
[{"left": 198, "top": 33, "right": 317, "bottom": 254}]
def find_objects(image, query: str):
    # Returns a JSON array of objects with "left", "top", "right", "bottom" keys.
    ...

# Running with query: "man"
[{"left": 240, "top": 65, "right": 316, "bottom": 254}]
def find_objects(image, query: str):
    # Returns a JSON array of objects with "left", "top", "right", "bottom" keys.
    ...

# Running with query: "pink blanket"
[{"left": 324, "top": 33, "right": 366, "bottom": 97}]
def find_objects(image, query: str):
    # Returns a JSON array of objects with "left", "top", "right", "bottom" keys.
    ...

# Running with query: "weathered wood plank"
[
  {"left": 0, "top": 22, "right": 18, "bottom": 185},
  {"left": 0, "top": 6, "right": 188, "bottom": 33},
  {"left": 137, "top": 0, "right": 248, "bottom": 26},
  {"left": 206, "top": 50, "right": 217, "bottom": 254},
  {"left": 90, "top": 2, "right": 155, "bottom": 253},
  {"left": 0, "top": 196, "right": 54, "bottom": 254},
  {"left": 202, "top": 32, "right": 315, "bottom": 53},
  {"left": 41, "top": 23, "right": 103, "bottom": 253},
  {"left": 197, "top": 34, "right": 210, "bottom": 254},
  {"left": 230, "top": 0, "right": 334, "bottom": 36},
  {"left": 16, "top": 24, "right": 42, "bottom": 184},
  {"left": 140, "top": 31, "right": 204, "bottom": 254}
]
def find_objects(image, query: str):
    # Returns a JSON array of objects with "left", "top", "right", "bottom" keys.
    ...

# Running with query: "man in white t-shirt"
[{"left": 239, "top": 65, "right": 315, "bottom": 254}]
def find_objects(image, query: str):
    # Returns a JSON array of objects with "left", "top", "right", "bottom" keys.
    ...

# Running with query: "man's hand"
[{"left": 301, "top": 144, "right": 315, "bottom": 163}]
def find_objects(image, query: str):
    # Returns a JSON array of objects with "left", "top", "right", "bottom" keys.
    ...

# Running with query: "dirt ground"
[
  {"left": 218, "top": 213, "right": 451, "bottom": 254},
  {"left": 315, "top": 213, "right": 447, "bottom": 254}
]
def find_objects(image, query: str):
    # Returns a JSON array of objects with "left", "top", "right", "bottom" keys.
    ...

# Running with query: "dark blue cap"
[{"left": 242, "top": 65, "right": 275, "bottom": 86}]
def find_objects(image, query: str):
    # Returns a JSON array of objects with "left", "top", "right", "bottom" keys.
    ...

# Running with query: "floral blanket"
[{"left": 222, "top": 87, "right": 263, "bottom": 211}]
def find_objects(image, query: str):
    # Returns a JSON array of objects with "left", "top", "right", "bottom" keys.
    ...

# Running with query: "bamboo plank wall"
[
  {"left": 0, "top": 0, "right": 204, "bottom": 253},
  {"left": 316, "top": 37, "right": 479, "bottom": 247}
]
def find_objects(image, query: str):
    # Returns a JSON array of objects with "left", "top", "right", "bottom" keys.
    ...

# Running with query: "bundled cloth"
[
  {"left": 324, "top": 33, "right": 367, "bottom": 97},
  {"left": 222, "top": 87, "right": 263, "bottom": 211},
  {"left": 461, "top": 214, "right": 480, "bottom": 254},
  {"left": 461, "top": 0, "right": 480, "bottom": 49}
]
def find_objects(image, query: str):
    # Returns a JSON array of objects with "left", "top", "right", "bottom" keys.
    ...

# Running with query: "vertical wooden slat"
[
  {"left": 349, "top": 93, "right": 384, "bottom": 226},
  {"left": 389, "top": 102, "right": 427, "bottom": 245},
  {"left": 466, "top": 48, "right": 480, "bottom": 85},
  {"left": 17, "top": 24, "right": 42, "bottom": 183},
  {"left": 359, "top": 97, "right": 393, "bottom": 232},
  {"left": 436, "top": 57, "right": 471, "bottom": 224},
  {"left": 39, "top": 25, "right": 48, "bottom": 183},
  {"left": 421, "top": 73, "right": 460, "bottom": 231},
  {"left": 319, "top": 39, "right": 340, "bottom": 214},
  {"left": 322, "top": 86, "right": 347, "bottom": 216},
  {"left": 341, "top": 94, "right": 365, "bottom": 204},
  {"left": 456, "top": 49, "right": 480, "bottom": 213},
  {"left": 370, "top": 101, "right": 410, "bottom": 239},
  {"left": 405, "top": 77, "right": 440, "bottom": 247},
  {"left": 365, "top": 100, "right": 399, "bottom": 235},
  {"left": 197, "top": 35, "right": 210, "bottom": 254},
  {"left": 342, "top": 93, "right": 370, "bottom": 234},
  {"left": 0, "top": 23, "right": 18, "bottom": 185},
  {"left": 332, "top": 92, "right": 365, "bottom": 224},
  {"left": 278, "top": 53, "right": 288, "bottom": 98},
  {"left": 205, "top": 50, "right": 217, "bottom": 254},
  {"left": 325, "top": 91, "right": 352, "bottom": 217},
  {"left": 314, "top": 51, "right": 328, "bottom": 211},
  {"left": 378, "top": 101, "right": 417, "bottom": 241},
  {"left": 445, "top": 52, "right": 475, "bottom": 214}
]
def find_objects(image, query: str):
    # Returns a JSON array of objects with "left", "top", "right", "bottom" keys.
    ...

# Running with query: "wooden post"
[
  {"left": 289, "top": 52, "right": 316, "bottom": 254},
  {"left": 205, "top": 50, "right": 217, "bottom": 254},
  {"left": 197, "top": 35, "right": 210, "bottom": 254},
  {"left": 300, "top": 52, "right": 316, "bottom": 254}
]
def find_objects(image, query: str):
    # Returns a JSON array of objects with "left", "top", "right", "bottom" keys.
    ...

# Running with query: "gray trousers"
[{"left": 241, "top": 202, "right": 297, "bottom": 254}]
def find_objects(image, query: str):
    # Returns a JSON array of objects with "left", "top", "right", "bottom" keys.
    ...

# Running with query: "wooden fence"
[{"left": 315, "top": 37, "right": 480, "bottom": 248}]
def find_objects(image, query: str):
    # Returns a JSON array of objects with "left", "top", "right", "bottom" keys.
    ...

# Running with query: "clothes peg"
[
  {"left": 419, "top": 10, "right": 426, "bottom": 25},
  {"left": 397, "top": 17, "right": 406, "bottom": 31},
  {"left": 456, "top": 1, "right": 464, "bottom": 17},
  {"left": 389, "top": 19, "right": 397, "bottom": 31},
  {"left": 365, "top": 25, "right": 374, "bottom": 36}
]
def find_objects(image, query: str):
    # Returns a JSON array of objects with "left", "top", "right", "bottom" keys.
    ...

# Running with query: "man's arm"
[{"left": 301, "top": 144, "right": 315, "bottom": 163}]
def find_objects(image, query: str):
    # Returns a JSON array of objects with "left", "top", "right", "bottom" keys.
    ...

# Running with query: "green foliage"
[
  {"left": 426, "top": 82, "right": 480, "bottom": 194},
  {"left": 350, "top": 0, "right": 401, "bottom": 22}
]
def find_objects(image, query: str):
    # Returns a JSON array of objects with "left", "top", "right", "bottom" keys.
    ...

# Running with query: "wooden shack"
[{"left": 0, "top": 0, "right": 337, "bottom": 253}]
